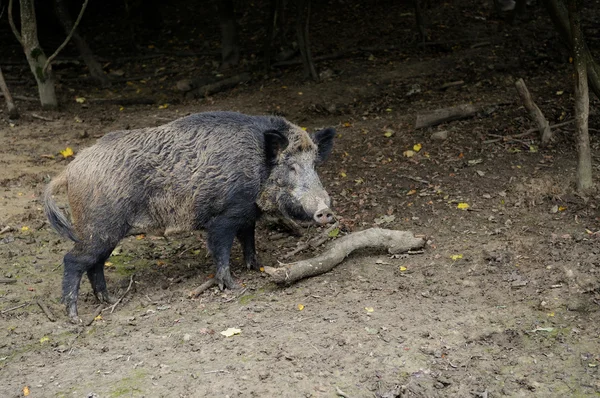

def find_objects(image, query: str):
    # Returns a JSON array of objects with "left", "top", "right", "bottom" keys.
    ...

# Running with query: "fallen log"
[
  {"left": 190, "top": 73, "right": 251, "bottom": 98},
  {"left": 264, "top": 228, "right": 425, "bottom": 285},
  {"left": 415, "top": 104, "right": 478, "bottom": 129},
  {"left": 514, "top": 78, "right": 552, "bottom": 146}
]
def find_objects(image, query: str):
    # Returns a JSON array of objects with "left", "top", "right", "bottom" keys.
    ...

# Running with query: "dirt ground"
[{"left": 1, "top": 1, "right": 600, "bottom": 397}]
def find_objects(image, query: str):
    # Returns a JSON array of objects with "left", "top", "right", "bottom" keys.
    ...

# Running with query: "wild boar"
[{"left": 44, "top": 111, "right": 335, "bottom": 320}]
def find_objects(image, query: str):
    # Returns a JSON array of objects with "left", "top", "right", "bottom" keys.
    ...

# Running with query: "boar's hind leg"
[
  {"left": 206, "top": 218, "right": 240, "bottom": 290},
  {"left": 236, "top": 223, "right": 260, "bottom": 271},
  {"left": 63, "top": 241, "right": 117, "bottom": 320}
]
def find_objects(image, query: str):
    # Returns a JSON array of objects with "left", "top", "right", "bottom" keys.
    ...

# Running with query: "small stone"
[
  {"left": 183, "top": 334, "right": 191, "bottom": 342},
  {"left": 431, "top": 130, "right": 448, "bottom": 141}
]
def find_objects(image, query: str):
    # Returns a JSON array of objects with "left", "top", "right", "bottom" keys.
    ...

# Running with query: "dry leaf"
[
  {"left": 457, "top": 202, "right": 469, "bottom": 210},
  {"left": 297, "top": 304, "right": 305, "bottom": 311},
  {"left": 413, "top": 143, "right": 422, "bottom": 152},
  {"left": 399, "top": 266, "right": 407, "bottom": 271},
  {"left": 364, "top": 307, "right": 374, "bottom": 313},
  {"left": 60, "top": 147, "right": 74, "bottom": 158},
  {"left": 451, "top": 254, "right": 463, "bottom": 261},
  {"left": 75, "top": 97, "right": 86, "bottom": 103},
  {"left": 23, "top": 386, "right": 30, "bottom": 397},
  {"left": 403, "top": 150, "right": 415, "bottom": 158}
]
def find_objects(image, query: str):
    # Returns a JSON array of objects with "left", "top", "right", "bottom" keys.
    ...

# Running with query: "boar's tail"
[{"left": 43, "top": 172, "right": 79, "bottom": 242}]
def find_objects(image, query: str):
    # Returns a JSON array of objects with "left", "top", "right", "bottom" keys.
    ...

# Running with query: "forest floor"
[{"left": 1, "top": 1, "right": 600, "bottom": 397}]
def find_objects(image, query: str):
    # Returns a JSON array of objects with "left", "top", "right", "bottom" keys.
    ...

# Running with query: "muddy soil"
[{"left": 1, "top": 1, "right": 600, "bottom": 397}]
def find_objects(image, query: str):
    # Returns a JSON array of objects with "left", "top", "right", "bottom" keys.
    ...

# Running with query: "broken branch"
[
  {"left": 189, "top": 278, "right": 217, "bottom": 298},
  {"left": 264, "top": 228, "right": 425, "bottom": 285},
  {"left": 514, "top": 78, "right": 552, "bottom": 146}
]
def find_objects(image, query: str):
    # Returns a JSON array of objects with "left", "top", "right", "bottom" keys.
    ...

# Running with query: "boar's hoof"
[
  {"left": 66, "top": 303, "right": 81, "bottom": 323},
  {"left": 216, "top": 268, "right": 239, "bottom": 291},
  {"left": 314, "top": 207, "right": 335, "bottom": 225},
  {"left": 95, "top": 290, "right": 116, "bottom": 305},
  {"left": 246, "top": 258, "right": 261, "bottom": 271}
]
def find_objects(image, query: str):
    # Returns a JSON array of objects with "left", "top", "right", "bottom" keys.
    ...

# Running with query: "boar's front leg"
[
  {"left": 236, "top": 222, "right": 261, "bottom": 271},
  {"left": 206, "top": 217, "right": 240, "bottom": 290}
]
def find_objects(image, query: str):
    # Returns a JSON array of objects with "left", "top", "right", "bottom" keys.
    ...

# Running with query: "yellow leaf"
[
  {"left": 119, "top": 106, "right": 124, "bottom": 111},
  {"left": 23, "top": 386, "right": 30, "bottom": 397},
  {"left": 126, "top": 81, "right": 134, "bottom": 86},
  {"left": 136, "top": 234, "right": 145, "bottom": 240},
  {"left": 385, "top": 108, "right": 392, "bottom": 112},
  {"left": 399, "top": 266, "right": 407, "bottom": 271},
  {"left": 60, "top": 147, "right": 74, "bottom": 158},
  {"left": 17, "top": 192, "right": 24, "bottom": 196},
  {"left": 383, "top": 131, "right": 394, "bottom": 138},
  {"left": 40, "top": 336, "right": 49, "bottom": 344},
  {"left": 298, "top": 92, "right": 303, "bottom": 96},
  {"left": 301, "top": 127, "right": 307, "bottom": 131},
  {"left": 403, "top": 150, "right": 415, "bottom": 158},
  {"left": 457, "top": 202, "right": 469, "bottom": 210},
  {"left": 407, "top": 189, "right": 417, "bottom": 196},
  {"left": 220, "top": 327, "right": 241, "bottom": 337},
  {"left": 21, "top": 226, "right": 29, "bottom": 231},
  {"left": 104, "top": 261, "right": 113, "bottom": 267},
  {"left": 148, "top": 44, "right": 155, "bottom": 49},
  {"left": 158, "top": 104, "right": 169, "bottom": 109},
  {"left": 297, "top": 304, "right": 304, "bottom": 311},
  {"left": 343, "top": 122, "right": 352, "bottom": 127},
  {"left": 281, "top": 86, "right": 288, "bottom": 89},
  {"left": 75, "top": 97, "right": 86, "bottom": 103},
  {"left": 451, "top": 254, "right": 463, "bottom": 261},
  {"left": 413, "top": 143, "right": 422, "bottom": 152},
  {"left": 558, "top": 206, "right": 567, "bottom": 212},
  {"left": 364, "top": 307, "right": 374, "bottom": 312},
  {"left": 259, "top": 267, "right": 265, "bottom": 272},
  {"left": 340, "top": 172, "right": 347, "bottom": 178},
  {"left": 547, "top": 312, "right": 555, "bottom": 317}
]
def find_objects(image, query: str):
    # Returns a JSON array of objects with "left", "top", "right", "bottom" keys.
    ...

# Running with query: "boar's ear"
[
  {"left": 312, "top": 128, "right": 335, "bottom": 163},
  {"left": 264, "top": 129, "right": 289, "bottom": 165}
]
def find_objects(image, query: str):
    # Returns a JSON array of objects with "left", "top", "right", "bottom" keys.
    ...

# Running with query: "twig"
[
  {"left": 283, "top": 222, "right": 339, "bottom": 259},
  {"left": 85, "top": 304, "right": 104, "bottom": 326},
  {"left": 0, "top": 226, "right": 13, "bottom": 235},
  {"left": 335, "top": 386, "right": 351, "bottom": 398},
  {"left": 483, "top": 120, "right": 575, "bottom": 144},
  {"left": 188, "top": 278, "right": 217, "bottom": 298},
  {"left": 8, "top": 0, "right": 21, "bottom": 44},
  {"left": 1, "top": 302, "right": 29, "bottom": 314},
  {"left": 36, "top": 299, "right": 56, "bottom": 322},
  {"left": 0, "top": 67, "right": 18, "bottom": 119},
  {"left": 43, "top": 0, "right": 90, "bottom": 74},
  {"left": 399, "top": 175, "right": 430, "bottom": 185},
  {"left": 204, "top": 369, "right": 230, "bottom": 374},
  {"left": 0, "top": 278, "right": 17, "bottom": 284},
  {"left": 107, "top": 274, "right": 135, "bottom": 314},
  {"left": 31, "top": 113, "right": 53, "bottom": 121}
]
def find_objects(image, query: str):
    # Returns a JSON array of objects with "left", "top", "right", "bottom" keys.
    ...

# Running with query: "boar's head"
[{"left": 258, "top": 125, "right": 335, "bottom": 225}]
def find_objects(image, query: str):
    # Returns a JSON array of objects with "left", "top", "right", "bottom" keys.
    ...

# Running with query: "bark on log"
[
  {"left": 514, "top": 78, "right": 552, "bottom": 146},
  {"left": 190, "top": 73, "right": 251, "bottom": 98},
  {"left": 264, "top": 228, "right": 425, "bottom": 285},
  {"left": 569, "top": 0, "right": 592, "bottom": 192},
  {"left": 415, "top": 104, "right": 478, "bottom": 129},
  {"left": 0, "top": 67, "right": 19, "bottom": 119}
]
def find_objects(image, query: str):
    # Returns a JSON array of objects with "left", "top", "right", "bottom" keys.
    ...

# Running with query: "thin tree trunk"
[
  {"left": 543, "top": 0, "right": 600, "bottom": 99},
  {"left": 53, "top": 0, "right": 109, "bottom": 87},
  {"left": 0, "top": 67, "right": 19, "bottom": 119},
  {"left": 568, "top": 0, "right": 592, "bottom": 192},
  {"left": 19, "top": 0, "right": 58, "bottom": 110},
  {"left": 295, "top": 0, "right": 318, "bottom": 80},
  {"left": 413, "top": 0, "right": 426, "bottom": 43},
  {"left": 218, "top": 0, "right": 240, "bottom": 69},
  {"left": 263, "top": 0, "right": 277, "bottom": 69}
]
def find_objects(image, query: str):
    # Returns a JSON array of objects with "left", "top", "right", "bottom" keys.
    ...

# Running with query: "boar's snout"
[{"left": 313, "top": 206, "right": 335, "bottom": 224}]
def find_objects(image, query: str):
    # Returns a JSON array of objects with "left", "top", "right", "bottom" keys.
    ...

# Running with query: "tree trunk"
[
  {"left": 543, "top": 0, "right": 600, "bottom": 99},
  {"left": 19, "top": 0, "right": 58, "bottom": 110},
  {"left": 0, "top": 67, "right": 19, "bottom": 119},
  {"left": 218, "top": 0, "right": 240, "bottom": 69},
  {"left": 53, "top": 0, "right": 109, "bottom": 87},
  {"left": 412, "top": 0, "right": 426, "bottom": 43},
  {"left": 568, "top": 0, "right": 592, "bottom": 192},
  {"left": 295, "top": 0, "right": 318, "bottom": 80},
  {"left": 263, "top": 0, "right": 277, "bottom": 69}
]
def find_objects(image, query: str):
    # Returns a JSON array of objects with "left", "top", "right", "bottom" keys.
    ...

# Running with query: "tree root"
[{"left": 264, "top": 228, "right": 425, "bottom": 285}]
